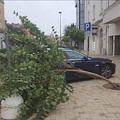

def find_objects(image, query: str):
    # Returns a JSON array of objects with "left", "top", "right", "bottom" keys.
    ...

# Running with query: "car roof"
[
  {"left": 59, "top": 48, "right": 89, "bottom": 57},
  {"left": 58, "top": 48, "right": 73, "bottom": 52}
]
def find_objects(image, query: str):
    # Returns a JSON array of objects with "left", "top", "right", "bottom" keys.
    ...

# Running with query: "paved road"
[{"left": 45, "top": 53, "right": 120, "bottom": 120}]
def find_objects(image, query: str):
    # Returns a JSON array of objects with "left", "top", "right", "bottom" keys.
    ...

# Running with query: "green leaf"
[{"left": 1, "top": 13, "right": 73, "bottom": 120}]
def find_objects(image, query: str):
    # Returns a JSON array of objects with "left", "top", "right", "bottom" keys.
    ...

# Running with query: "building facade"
[
  {"left": 0, "top": 0, "right": 5, "bottom": 30},
  {"left": 75, "top": 0, "right": 85, "bottom": 50},
  {"left": 75, "top": 0, "right": 85, "bottom": 31},
  {"left": 10, "top": 23, "right": 35, "bottom": 39},
  {"left": 0, "top": 0, "right": 5, "bottom": 49},
  {"left": 84, "top": 0, "right": 120, "bottom": 56}
]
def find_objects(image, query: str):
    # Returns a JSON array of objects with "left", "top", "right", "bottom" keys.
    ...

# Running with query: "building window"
[
  {"left": 80, "top": 11, "right": 84, "bottom": 17},
  {"left": 80, "top": 0, "right": 83, "bottom": 5},
  {"left": 80, "top": 4, "right": 84, "bottom": 11},
  {"left": 80, "top": 18, "right": 84, "bottom": 23},
  {"left": 93, "top": 5, "right": 95, "bottom": 20},
  {"left": 92, "top": 38, "right": 95, "bottom": 52},
  {"left": 100, "top": 28, "right": 103, "bottom": 39}
]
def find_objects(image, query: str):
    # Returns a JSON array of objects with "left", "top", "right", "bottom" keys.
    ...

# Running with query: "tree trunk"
[
  {"left": 63, "top": 62, "right": 118, "bottom": 88},
  {"left": 66, "top": 69, "right": 117, "bottom": 88}
]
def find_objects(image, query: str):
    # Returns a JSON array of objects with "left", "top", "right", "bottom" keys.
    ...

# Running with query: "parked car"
[{"left": 61, "top": 48, "right": 116, "bottom": 82}]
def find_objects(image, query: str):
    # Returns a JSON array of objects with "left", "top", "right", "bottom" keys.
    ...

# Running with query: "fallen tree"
[
  {"left": 0, "top": 12, "right": 119, "bottom": 120},
  {"left": 63, "top": 62, "right": 118, "bottom": 89}
]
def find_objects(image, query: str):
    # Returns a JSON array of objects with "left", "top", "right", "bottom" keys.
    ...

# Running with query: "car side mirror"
[{"left": 84, "top": 56, "right": 88, "bottom": 61}]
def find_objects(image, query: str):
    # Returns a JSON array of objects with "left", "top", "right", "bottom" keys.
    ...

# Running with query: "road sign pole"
[
  {"left": 87, "top": 37, "right": 89, "bottom": 56},
  {"left": 84, "top": 22, "right": 91, "bottom": 56},
  {"left": 5, "top": 35, "right": 12, "bottom": 79}
]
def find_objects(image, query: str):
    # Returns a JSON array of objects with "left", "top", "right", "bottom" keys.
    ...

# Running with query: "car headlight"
[{"left": 111, "top": 61, "right": 115, "bottom": 64}]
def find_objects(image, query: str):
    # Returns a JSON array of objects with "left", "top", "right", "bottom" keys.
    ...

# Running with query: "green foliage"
[
  {"left": 62, "top": 36, "right": 70, "bottom": 42},
  {"left": 0, "top": 48, "right": 6, "bottom": 53},
  {"left": 69, "top": 27, "right": 84, "bottom": 47},
  {"left": 51, "top": 26, "right": 58, "bottom": 41},
  {"left": 63, "top": 23, "right": 76, "bottom": 36},
  {"left": 63, "top": 24, "right": 84, "bottom": 49},
  {"left": 6, "top": 23, "right": 26, "bottom": 36},
  {"left": 0, "top": 13, "right": 73, "bottom": 120}
]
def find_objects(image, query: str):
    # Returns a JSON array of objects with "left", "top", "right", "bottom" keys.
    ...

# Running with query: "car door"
[
  {"left": 74, "top": 58, "right": 101, "bottom": 74},
  {"left": 64, "top": 50, "right": 100, "bottom": 81},
  {"left": 64, "top": 50, "right": 89, "bottom": 81}
]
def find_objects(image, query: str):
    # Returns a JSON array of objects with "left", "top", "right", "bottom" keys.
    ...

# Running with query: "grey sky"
[{"left": 4, "top": 1, "right": 76, "bottom": 36}]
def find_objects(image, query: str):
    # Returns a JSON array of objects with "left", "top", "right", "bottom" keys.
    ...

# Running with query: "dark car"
[{"left": 61, "top": 48, "right": 116, "bottom": 82}]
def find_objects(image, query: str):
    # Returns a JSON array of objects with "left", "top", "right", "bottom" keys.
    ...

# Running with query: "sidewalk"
[
  {"left": 1, "top": 52, "right": 120, "bottom": 120},
  {"left": 44, "top": 52, "right": 120, "bottom": 120}
]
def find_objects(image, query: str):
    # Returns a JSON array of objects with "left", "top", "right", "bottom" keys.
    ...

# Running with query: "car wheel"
[{"left": 101, "top": 65, "right": 112, "bottom": 78}]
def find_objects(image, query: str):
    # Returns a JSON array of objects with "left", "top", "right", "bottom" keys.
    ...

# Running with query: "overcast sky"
[{"left": 4, "top": 1, "right": 76, "bottom": 36}]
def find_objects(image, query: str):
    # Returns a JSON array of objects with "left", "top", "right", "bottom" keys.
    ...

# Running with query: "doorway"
[{"left": 115, "top": 35, "right": 120, "bottom": 55}]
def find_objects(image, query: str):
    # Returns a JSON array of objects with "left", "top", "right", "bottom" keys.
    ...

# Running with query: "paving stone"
[
  {"left": 1, "top": 53, "right": 120, "bottom": 120},
  {"left": 80, "top": 114, "right": 91, "bottom": 119}
]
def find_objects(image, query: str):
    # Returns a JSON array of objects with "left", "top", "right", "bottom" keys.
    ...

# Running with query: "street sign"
[
  {"left": 85, "top": 31, "right": 91, "bottom": 37},
  {"left": 84, "top": 22, "right": 91, "bottom": 31},
  {"left": 92, "top": 24, "right": 98, "bottom": 36},
  {"left": 84, "top": 22, "right": 91, "bottom": 37},
  {"left": 84, "top": 22, "right": 91, "bottom": 56}
]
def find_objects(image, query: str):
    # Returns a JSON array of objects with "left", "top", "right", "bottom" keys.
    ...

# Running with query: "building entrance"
[
  {"left": 108, "top": 36, "right": 113, "bottom": 55},
  {"left": 108, "top": 36, "right": 120, "bottom": 56},
  {"left": 115, "top": 35, "right": 120, "bottom": 55}
]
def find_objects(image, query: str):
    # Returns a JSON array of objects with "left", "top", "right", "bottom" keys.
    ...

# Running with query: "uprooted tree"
[
  {"left": 0, "top": 13, "right": 73, "bottom": 120},
  {"left": 0, "top": 13, "right": 119, "bottom": 120},
  {"left": 63, "top": 62, "right": 118, "bottom": 89}
]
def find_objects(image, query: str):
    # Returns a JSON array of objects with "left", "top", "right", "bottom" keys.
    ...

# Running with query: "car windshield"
[{"left": 65, "top": 51, "right": 85, "bottom": 60}]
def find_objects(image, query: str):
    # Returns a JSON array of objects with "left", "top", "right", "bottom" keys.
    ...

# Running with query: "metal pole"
[
  {"left": 59, "top": 12, "right": 62, "bottom": 43},
  {"left": 5, "top": 35, "right": 12, "bottom": 78},
  {"left": 87, "top": 37, "right": 89, "bottom": 56},
  {"left": 79, "top": 0, "right": 80, "bottom": 30}
]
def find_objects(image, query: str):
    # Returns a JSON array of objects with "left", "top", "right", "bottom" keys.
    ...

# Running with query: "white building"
[
  {"left": 84, "top": 0, "right": 120, "bottom": 56},
  {"left": 75, "top": 0, "right": 85, "bottom": 50}
]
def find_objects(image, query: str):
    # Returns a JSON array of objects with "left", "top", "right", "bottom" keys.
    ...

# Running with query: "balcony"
[{"left": 103, "top": 1, "right": 120, "bottom": 24}]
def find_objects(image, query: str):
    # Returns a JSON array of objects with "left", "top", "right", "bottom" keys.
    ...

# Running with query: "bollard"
[{"left": 1, "top": 94, "right": 23, "bottom": 119}]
